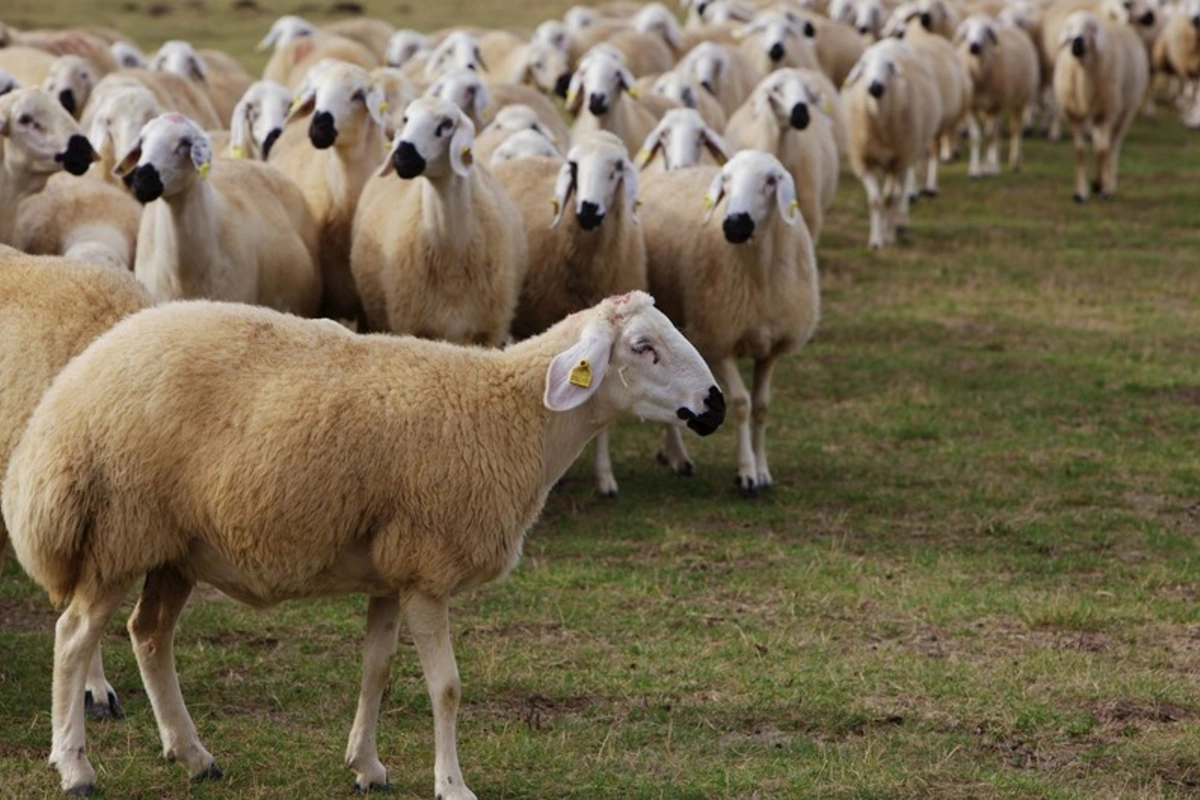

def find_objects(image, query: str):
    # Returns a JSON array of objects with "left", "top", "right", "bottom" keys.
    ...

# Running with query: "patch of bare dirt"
[
  {"left": 0, "top": 596, "right": 56, "bottom": 631},
  {"left": 468, "top": 691, "right": 595, "bottom": 731}
]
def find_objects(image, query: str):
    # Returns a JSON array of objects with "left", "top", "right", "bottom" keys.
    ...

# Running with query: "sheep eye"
[
  {"left": 632, "top": 339, "right": 659, "bottom": 362},
  {"left": 351, "top": 90, "right": 366, "bottom": 103},
  {"left": 436, "top": 119, "right": 452, "bottom": 136},
  {"left": 17, "top": 113, "right": 32, "bottom": 125},
  {"left": 534, "top": 60, "right": 544, "bottom": 69}
]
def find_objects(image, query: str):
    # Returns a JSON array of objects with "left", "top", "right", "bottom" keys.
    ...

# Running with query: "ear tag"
[
  {"left": 703, "top": 195, "right": 714, "bottom": 210},
  {"left": 460, "top": 146, "right": 474, "bottom": 166},
  {"left": 634, "top": 198, "right": 643, "bottom": 210},
  {"left": 788, "top": 199, "right": 799, "bottom": 213},
  {"left": 198, "top": 162, "right": 211, "bottom": 179},
  {"left": 379, "top": 101, "right": 389, "bottom": 112},
  {"left": 566, "top": 88, "right": 578, "bottom": 106},
  {"left": 635, "top": 147, "right": 650, "bottom": 163},
  {"left": 822, "top": 98, "right": 832, "bottom": 115},
  {"left": 551, "top": 198, "right": 560, "bottom": 213},
  {"left": 715, "top": 151, "right": 728, "bottom": 166},
  {"left": 568, "top": 359, "right": 593, "bottom": 387},
  {"left": 230, "top": 145, "right": 245, "bottom": 158},
  {"left": 627, "top": 85, "right": 641, "bottom": 98}
]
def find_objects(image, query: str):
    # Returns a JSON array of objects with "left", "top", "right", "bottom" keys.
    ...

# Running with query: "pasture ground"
[{"left": 3, "top": 1, "right": 1200, "bottom": 798}]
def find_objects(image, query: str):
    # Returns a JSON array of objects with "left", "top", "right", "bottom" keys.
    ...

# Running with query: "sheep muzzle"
[
  {"left": 577, "top": 200, "right": 605, "bottom": 230},
  {"left": 868, "top": 80, "right": 885, "bottom": 98},
  {"left": 790, "top": 103, "right": 810, "bottom": 130},
  {"left": 56, "top": 134, "right": 95, "bottom": 177},
  {"left": 308, "top": 110, "right": 338, "bottom": 149},
  {"left": 723, "top": 212, "right": 754, "bottom": 244},
  {"left": 588, "top": 93, "right": 608, "bottom": 116},
  {"left": 58, "top": 88, "right": 76, "bottom": 116},
  {"left": 968, "top": 42, "right": 982, "bottom": 55},
  {"left": 1138, "top": 10, "right": 1154, "bottom": 25},
  {"left": 676, "top": 385, "right": 725, "bottom": 436},
  {"left": 1071, "top": 37, "right": 1086, "bottom": 58},
  {"left": 768, "top": 42, "right": 786, "bottom": 62},
  {"left": 554, "top": 73, "right": 572, "bottom": 98},
  {"left": 392, "top": 140, "right": 426, "bottom": 179},
  {"left": 129, "top": 163, "right": 164, "bottom": 203}
]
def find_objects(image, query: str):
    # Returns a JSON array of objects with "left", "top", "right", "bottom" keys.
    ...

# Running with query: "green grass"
[{"left": 5, "top": 2, "right": 1200, "bottom": 798}]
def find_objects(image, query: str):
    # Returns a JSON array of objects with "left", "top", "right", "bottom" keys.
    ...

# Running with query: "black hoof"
[
  {"left": 596, "top": 488, "right": 618, "bottom": 499},
  {"left": 85, "top": 690, "right": 125, "bottom": 720},
  {"left": 908, "top": 194, "right": 919, "bottom": 205},
  {"left": 353, "top": 780, "right": 393, "bottom": 794},
  {"left": 920, "top": 188, "right": 938, "bottom": 198},
  {"left": 735, "top": 476, "right": 759, "bottom": 499},
  {"left": 1091, "top": 179, "right": 1102, "bottom": 194},
  {"left": 66, "top": 785, "right": 95, "bottom": 797},
  {"left": 1073, "top": 193, "right": 1086, "bottom": 204},
  {"left": 676, "top": 460, "right": 695, "bottom": 478},
  {"left": 192, "top": 763, "right": 223, "bottom": 783}
]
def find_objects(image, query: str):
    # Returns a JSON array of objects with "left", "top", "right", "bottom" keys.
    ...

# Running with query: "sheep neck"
[
  {"left": 158, "top": 178, "right": 225, "bottom": 298},
  {"left": 0, "top": 144, "right": 53, "bottom": 245},
  {"left": 419, "top": 170, "right": 474, "bottom": 241}
]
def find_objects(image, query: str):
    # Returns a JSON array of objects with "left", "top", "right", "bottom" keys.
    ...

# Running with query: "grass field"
[{"left": 4, "top": 2, "right": 1200, "bottom": 798}]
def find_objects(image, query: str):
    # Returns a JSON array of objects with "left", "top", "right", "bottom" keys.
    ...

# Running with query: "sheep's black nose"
[
  {"left": 676, "top": 385, "right": 725, "bottom": 436},
  {"left": 969, "top": 42, "right": 982, "bottom": 55},
  {"left": 554, "top": 72, "right": 572, "bottom": 98},
  {"left": 57, "top": 134, "right": 95, "bottom": 176},
  {"left": 588, "top": 93, "right": 608, "bottom": 116},
  {"left": 577, "top": 200, "right": 605, "bottom": 230},
  {"left": 129, "top": 163, "right": 164, "bottom": 203},
  {"left": 308, "top": 110, "right": 338, "bottom": 149},
  {"left": 790, "top": 103, "right": 810, "bottom": 130},
  {"left": 858, "top": 25, "right": 870, "bottom": 33},
  {"left": 262, "top": 128, "right": 282, "bottom": 159},
  {"left": 768, "top": 42, "right": 785, "bottom": 62},
  {"left": 392, "top": 140, "right": 425, "bottom": 178},
  {"left": 804, "top": 21, "right": 816, "bottom": 37},
  {"left": 868, "top": 80, "right": 885, "bottom": 98},
  {"left": 723, "top": 212, "right": 754, "bottom": 244},
  {"left": 1139, "top": 10, "right": 1154, "bottom": 25},
  {"left": 1071, "top": 36, "right": 1086, "bottom": 58},
  {"left": 58, "top": 88, "right": 76, "bottom": 116}
]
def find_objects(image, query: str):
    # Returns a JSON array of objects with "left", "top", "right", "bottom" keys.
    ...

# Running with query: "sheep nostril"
[
  {"left": 768, "top": 42, "right": 785, "bottom": 62},
  {"left": 722, "top": 212, "right": 754, "bottom": 244},
  {"left": 868, "top": 81, "right": 885, "bottom": 98},
  {"left": 790, "top": 103, "right": 810, "bottom": 130},
  {"left": 392, "top": 140, "right": 426, "bottom": 179}
]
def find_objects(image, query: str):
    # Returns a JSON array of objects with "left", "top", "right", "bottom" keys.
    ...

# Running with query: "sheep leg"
[
  {"left": 1007, "top": 110, "right": 1023, "bottom": 172},
  {"left": 922, "top": 145, "right": 940, "bottom": 197},
  {"left": 345, "top": 595, "right": 402, "bottom": 792},
  {"left": 984, "top": 117, "right": 1001, "bottom": 175},
  {"left": 750, "top": 357, "right": 777, "bottom": 490},
  {"left": 405, "top": 592, "right": 476, "bottom": 800},
  {"left": 1092, "top": 125, "right": 1112, "bottom": 199},
  {"left": 1071, "top": 125, "right": 1089, "bottom": 203},
  {"left": 897, "top": 169, "right": 913, "bottom": 233},
  {"left": 967, "top": 114, "right": 983, "bottom": 178},
  {"left": 862, "top": 170, "right": 885, "bottom": 250},
  {"left": 50, "top": 586, "right": 128, "bottom": 795},
  {"left": 127, "top": 566, "right": 220, "bottom": 781},
  {"left": 84, "top": 647, "right": 123, "bottom": 719},
  {"left": 593, "top": 430, "right": 619, "bottom": 497},
  {"left": 657, "top": 425, "right": 694, "bottom": 476},
  {"left": 716, "top": 358, "right": 757, "bottom": 498}
]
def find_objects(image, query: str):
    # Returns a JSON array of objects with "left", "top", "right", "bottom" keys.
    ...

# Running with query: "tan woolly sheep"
[
  {"left": 117, "top": 113, "right": 321, "bottom": 314},
  {"left": 677, "top": 40, "right": 762, "bottom": 115},
  {"left": 647, "top": 70, "right": 729, "bottom": 130},
  {"left": 567, "top": 49, "right": 661, "bottom": 152},
  {"left": 475, "top": 103, "right": 563, "bottom": 164},
  {"left": 227, "top": 80, "right": 292, "bottom": 160},
  {"left": 15, "top": 172, "right": 140, "bottom": 269},
  {"left": 350, "top": 97, "right": 528, "bottom": 345},
  {"left": 150, "top": 41, "right": 254, "bottom": 126},
  {"left": 636, "top": 106, "right": 731, "bottom": 172}
]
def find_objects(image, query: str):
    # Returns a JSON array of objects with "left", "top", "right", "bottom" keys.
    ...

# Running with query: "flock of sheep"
[{"left": 0, "top": 0, "right": 1195, "bottom": 795}]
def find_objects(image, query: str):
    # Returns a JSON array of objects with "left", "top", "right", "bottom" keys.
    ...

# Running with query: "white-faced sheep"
[
  {"left": 117, "top": 113, "right": 321, "bottom": 313},
  {"left": 493, "top": 39, "right": 573, "bottom": 98},
  {"left": 637, "top": 106, "right": 731, "bottom": 172},
  {"left": 725, "top": 69, "right": 839, "bottom": 242},
  {"left": 3, "top": 290, "right": 723, "bottom": 799},
  {"left": 268, "top": 60, "right": 387, "bottom": 323},
  {"left": 227, "top": 80, "right": 292, "bottom": 160},
  {"left": 81, "top": 80, "right": 161, "bottom": 186},
  {"left": 955, "top": 16, "right": 1042, "bottom": 176},
  {"left": 422, "top": 31, "right": 487, "bottom": 82},
  {"left": 648, "top": 70, "right": 729, "bottom": 130},
  {"left": 0, "top": 247, "right": 151, "bottom": 723},
  {"left": 150, "top": 41, "right": 254, "bottom": 126},
  {"left": 476, "top": 103, "right": 562, "bottom": 164},
  {"left": 15, "top": 172, "right": 140, "bottom": 269},
  {"left": 639, "top": 150, "right": 819, "bottom": 497},
  {"left": 734, "top": 9, "right": 821, "bottom": 74},
  {"left": 41, "top": 55, "right": 99, "bottom": 118},
  {"left": 350, "top": 97, "right": 528, "bottom": 345},
  {"left": 842, "top": 40, "right": 943, "bottom": 248},
  {"left": 111, "top": 40, "right": 146, "bottom": 69},
  {"left": 425, "top": 67, "right": 572, "bottom": 150},
  {"left": 1155, "top": 0, "right": 1200, "bottom": 124},
  {"left": 385, "top": 29, "right": 432, "bottom": 69},
  {"left": 492, "top": 131, "right": 648, "bottom": 496},
  {"left": 489, "top": 128, "right": 563, "bottom": 164},
  {"left": 677, "top": 41, "right": 762, "bottom": 116},
  {"left": 0, "top": 88, "right": 96, "bottom": 246},
  {"left": 369, "top": 67, "right": 419, "bottom": 140},
  {"left": 567, "top": 49, "right": 661, "bottom": 153},
  {"left": 1053, "top": 10, "right": 1150, "bottom": 201}
]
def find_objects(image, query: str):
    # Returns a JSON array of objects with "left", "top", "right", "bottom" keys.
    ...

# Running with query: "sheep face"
[
  {"left": 151, "top": 41, "right": 207, "bottom": 83},
  {"left": 847, "top": 43, "right": 903, "bottom": 100},
  {"left": 0, "top": 68, "right": 17, "bottom": 97},
  {"left": 564, "top": 6, "right": 600, "bottom": 35},
  {"left": 700, "top": 1, "right": 756, "bottom": 25},
  {"left": 652, "top": 72, "right": 701, "bottom": 110},
  {"left": 681, "top": 42, "right": 729, "bottom": 98},
  {"left": 290, "top": 61, "right": 386, "bottom": 150},
  {"left": 424, "top": 33, "right": 486, "bottom": 81},
  {"left": 513, "top": 42, "right": 571, "bottom": 98},
  {"left": 1110, "top": 0, "right": 1157, "bottom": 27},
  {"left": 87, "top": 86, "right": 160, "bottom": 169},
  {"left": 384, "top": 97, "right": 475, "bottom": 180},
  {"left": 386, "top": 30, "right": 431, "bottom": 68},
  {"left": 533, "top": 20, "right": 571, "bottom": 56},
  {"left": 230, "top": 81, "right": 292, "bottom": 160},
  {"left": 486, "top": 104, "right": 558, "bottom": 147},
  {"left": 426, "top": 69, "right": 491, "bottom": 126},
  {"left": 701, "top": 150, "right": 798, "bottom": 244},
  {"left": 114, "top": 113, "right": 213, "bottom": 204},
  {"left": 754, "top": 70, "right": 819, "bottom": 131},
  {"left": 956, "top": 16, "right": 998, "bottom": 60},
  {"left": 634, "top": 4, "right": 685, "bottom": 50},
  {"left": 491, "top": 129, "right": 562, "bottom": 164},
  {"left": 551, "top": 132, "right": 637, "bottom": 230},
  {"left": 544, "top": 292, "right": 725, "bottom": 437},
  {"left": 855, "top": 1, "right": 885, "bottom": 37},
  {"left": 637, "top": 107, "right": 729, "bottom": 170},
  {"left": 735, "top": 11, "right": 814, "bottom": 66},
  {"left": 258, "top": 15, "right": 318, "bottom": 52},
  {"left": 42, "top": 56, "right": 96, "bottom": 118},
  {"left": 111, "top": 41, "right": 147, "bottom": 69},
  {"left": 0, "top": 88, "right": 95, "bottom": 177},
  {"left": 566, "top": 51, "right": 634, "bottom": 117},
  {"left": 1059, "top": 12, "right": 1104, "bottom": 61}
]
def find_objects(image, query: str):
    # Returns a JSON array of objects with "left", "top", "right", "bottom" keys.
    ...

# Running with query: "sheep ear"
[
  {"left": 681, "top": 85, "right": 697, "bottom": 108},
  {"left": 366, "top": 86, "right": 387, "bottom": 126},
  {"left": 191, "top": 132, "right": 213, "bottom": 177},
  {"left": 617, "top": 64, "right": 635, "bottom": 94},
  {"left": 702, "top": 127, "right": 730, "bottom": 165},
  {"left": 229, "top": 96, "right": 251, "bottom": 157},
  {"left": 844, "top": 60, "right": 863, "bottom": 87},
  {"left": 776, "top": 170, "right": 798, "bottom": 225},
  {"left": 188, "top": 55, "right": 207, "bottom": 82},
  {"left": 987, "top": 26, "right": 998, "bottom": 45},
  {"left": 287, "top": 84, "right": 316, "bottom": 121},
  {"left": 87, "top": 116, "right": 110, "bottom": 159},
  {"left": 113, "top": 139, "right": 142, "bottom": 177},
  {"left": 258, "top": 21, "right": 284, "bottom": 52},
  {"left": 565, "top": 71, "right": 584, "bottom": 115},
  {"left": 474, "top": 46, "right": 489, "bottom": 72},
  {"left": 473, "top": 81, "right": 491, "bottom": 116},
  {"left": 448, "top": 117, "right": 475, "bottom": 177},
  {"left": 662, "top": 19, "right": 684, "bottom": 50},
  {"left": 701, "top": 169, "right": 724, "bottom": 224},
  {"left": 635, "top": 121, "right": 666, "bottom": 169},
  {"left": 543, "top": 323, "right": 614, "bottom": 412},
  {"left": 550, "top": 160, "right": 575, "bottom": 227},
  {"left": 621, "top": 158, "right": 640, "bottom": 221}
]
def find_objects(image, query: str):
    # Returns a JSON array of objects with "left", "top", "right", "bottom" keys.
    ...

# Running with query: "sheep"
[
  {"left": 1052, "top": 10, "right": 1150, "bottom": 201},
  {"left": 851, "top": 0, "right": 889, "bottom": 41},
  {"left": 955, "top": 16, "right": 1042, "bottom": 176},
  {"left": 725, "top": 69, "right": 839, "bottom": 242},
  {"left": 914, "top": 0, "right": 963, "bottom": 39},
  {"left": 2, "top": 288, "right": 723, "bottom": 799},
  {"left": 82, "top": 68, "right": 222, "bottom": 129},
  {"left": 677, "top": 41, "right": 762, "bottom": 115},
  {"left": 150, "top": 40, "right": 253, "bottom": 126},
  {"left": 0, "top": 46, "right": 57, "bottom": 88},
  {"left": 370, "top": 67, "right": 419, "bottom": 140},
  {"left": 0, "top": 88, "right": 96, "bottom": 246},
  {"left": 227, "top": 80, "right": 292, "bottom": 160},
  {"left": 637, "top": 106, "right": 731, "bottom": 175},
  {"left": 14, "top": 172, "right": 140, "bottom": 269},
  {"left": 842, "top": 40, "right": 943, "bottom": 248},
  {"left": 350, "top": 97, "right": 528, "bottom": 345},
  {"left": 475, "top": 103, "right": 562, "bottom": 164},
  {"left": 489, "top": 128, "right": 563, "bottom": 163},
  {"left": 116, "top": 113, "right": 321, "bottom": 313},
  {"left": 646, "top": 69, "right": 729, "bottom": 129},
  {"left": 812, "top": 15, "right": 868, "bottom": 86},
  {"left": 268, "top": 60, "right": 387, "bottom": 323},
  {"left": 425, "top": 67, "right": 572, "bottom": 148},
  {"left": 567, "top": 49, "right": 661, "bottom": 152},
  {"left": 81, "top": 80, "right": 161, "bottom": 186},
  {"left": 1155, "top": 0, "right": 1200, "bottom": 123},
  {"left": 733, "top": 9, "right": 821, "bottom": 74},
  {"left": 492, "top": 39, "right": 573, "bottom": 98},
  {"left": 492, "top": 132, "right": 648, "bottom": 496},
  {"left": 41, "top": 55, "right": 99, "bottom": 117},
  {"left": 257, "top": 14, "right": 319, "bottom": 52},
  {"left": 111, "top": 40, "right": 146, "bottom": 69},
  {"left": 323, "top": 17, "right": 396, "bottom": 59},
  {"left": 422, "top": 31, "right": 487, "bottom": 81},
  {"left": 638, "top": 150, "right": 818, "bottom": 497},
  {"left": 0, "top": 247, "right": 151, "bottom": 722},
  {"left": 386, "top": 29, "right": 432, "bottom": 69},
  {"left": 264, "top": 34, "right": 379, "bottom": 90}
]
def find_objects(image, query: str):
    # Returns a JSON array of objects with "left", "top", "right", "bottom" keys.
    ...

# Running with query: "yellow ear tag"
[
  {"left": 198, "top": 162, "right": 211, "bottom": 179},
  {"left": 627, "top": 85, "right": 640, "bottom": 98},
  {"left": 634, "top": 198, "right": 643, "bottom": 210},
  {"left": 566, "top": 89, "right": 578, "bottom": 106},
  {"left": 703, "top": 195, "right": 714, "bottom": 210},
  {"left": 715, "top": 151, "right": 728, "bottom": 166},
  {"left": 551, "top": 197, "right": 560, "bottom": 213},
  {"left": 378, "top": 100, "right": 389, "bottom": 112},
  {"left": 290, "top": 97, "right": 302, "bottom": 112},
  {"left": 822, "top": 98, "right": 832, "bottom": 115},
  {"left": 460, "top": 146, "right": 474, "bottom": 166},
  {"left": 230, "top": 145, "right": 245, "bottom": 159},
  {"left": 568, "top": 359, "right": 593, "bottom": 388},
  {"left": 635, "top": 147, "right": 649, "bottom": 163}
]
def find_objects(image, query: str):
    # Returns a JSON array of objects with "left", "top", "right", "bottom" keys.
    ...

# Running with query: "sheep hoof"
[
  {"left": 596, "top": 488, "right": 618, "bottom": 500},
  {"left": 1072, "top": 193, "right": 1086, "bottom": 204},
  {"left": 676, "top": 460, "right": 695, "bottom": 478},
  {"left": 735, "top": 476, "right": 759, "bottom": 499},
  {"left": 65, "top": 785, "right": 96, "bottom": 798},
  {"left": 192, "top": 763, "right": 223, "bottom": 783},
  {"left": 1091, "top": 180, "right": 1102, "bottom": 194},
  {"left": 84, "top": 689, "right": 124, "bottom": 720},
  {"left": 353, "top": 780, "right": 392, "bottom": 794},
  {"left": 920, "top": 188, "right": 938, "bottom": 198}
]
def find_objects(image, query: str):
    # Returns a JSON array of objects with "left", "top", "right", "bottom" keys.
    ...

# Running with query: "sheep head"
[
  {"left": 114, "top": 112, "right": 212, "bottom": 203},
  {"left": 424, "top": 32, "right": 486, "bottom": 81},
  {"left": 752, "top": 68, "right": 822, "bottom": 131},
  {"left": 0, "top": 88, "right": 96, "bottom": 178},
  {"left": 258, "top": 15, "right": 318, "bottom": 52},
  {"left": 289, "top": 60, "right": 386, "bottom": 150},
  {"left": 230, "top": 80, "right": 292, "bottom": 160},
  {"left": 86, "top": 84, "right": 161, "bottom": 173},
  {"left": 636, "top": 107, "right": 729, "bottom": 171},
  {"left": 383, "top": 96, "right": 475, "bottom": 180},
  {"left": 701, "top": 149, "right": 798, "bottom": 243},
  {"left": 386, "top": 30, "right": 431, "bottom": 68},
  {"left": 150, "top": 40, "right": 208, "bottom": 83},
  {"left": 425, "top": 68, "right": 491, "bottom": 129},
  {"left": 551, "top": 130, "right": 638, "bottom": 230},
  {"left": 566, "top": 49, "right": 634, "bottom": 117}
]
